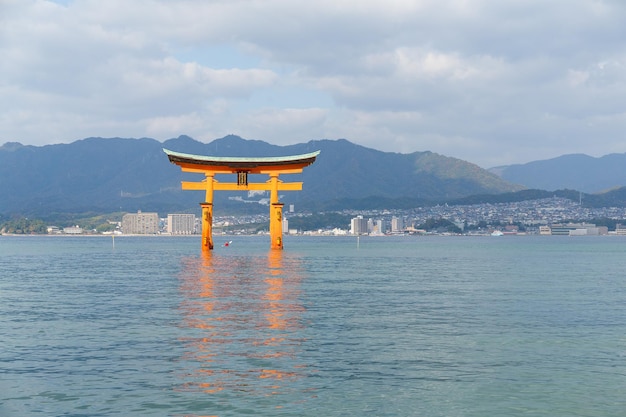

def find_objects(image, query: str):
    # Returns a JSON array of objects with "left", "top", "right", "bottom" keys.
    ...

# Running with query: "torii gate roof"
[{"left": 163, "top": 148, "right": 320, "bottom": 172}]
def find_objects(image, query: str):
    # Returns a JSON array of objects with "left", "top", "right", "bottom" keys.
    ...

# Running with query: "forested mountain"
[
  {"left": 490, "top": 153, "right": 626, "bottom": 193},
  {"left": 1, "top": 135, "right": 523, "bottom": 217}
]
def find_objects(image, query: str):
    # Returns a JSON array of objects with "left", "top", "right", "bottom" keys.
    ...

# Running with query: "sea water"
[{"left": 1, "top": 235, "right": 625, "bottom": 416}]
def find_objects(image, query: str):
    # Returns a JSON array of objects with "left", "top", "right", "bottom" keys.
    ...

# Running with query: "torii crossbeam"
[{"left": 164, "top": 148, "right": 320, "bottom": 250}]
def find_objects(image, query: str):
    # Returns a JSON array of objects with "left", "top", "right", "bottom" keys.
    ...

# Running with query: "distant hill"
[
  {"left": 448, "top": 186, "right": 626, "bottom": 209},
  {"left": 490, "top": 153, "right": 626, "bottom": 193},
  {"left": 0, "top": 135, "right": 523, "bottom": 217}
]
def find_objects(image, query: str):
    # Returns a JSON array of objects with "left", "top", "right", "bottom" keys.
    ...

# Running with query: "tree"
[
  {"left": 1, "top": 217, "right": 47, "bottom": 234},
  {"left": 418, "top": 218, "right": 462, "bottom": 234}
]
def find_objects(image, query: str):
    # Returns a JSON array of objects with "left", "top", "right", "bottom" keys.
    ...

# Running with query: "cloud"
[
  {"left": 2, "top": 0, "right": 626, "bottom": 167},
  {"left": 238, "top": 107, "right": 329, "bottom": 143}
]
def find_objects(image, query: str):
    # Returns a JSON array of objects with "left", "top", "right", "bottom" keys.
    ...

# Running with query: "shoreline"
[{"left": 2, "top": 232, "right": 625, "bottom": 238}]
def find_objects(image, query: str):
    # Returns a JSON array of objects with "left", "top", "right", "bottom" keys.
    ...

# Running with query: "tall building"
[
  {"left": 391, "top": 216, "right": 404, "bottom": 233},
  {"left": 351, "top": 215, "right": 368, "bottom": 235},
  {"left": 122, "top": 210, "right": 159, "bottom": 234},
  {"left": 372, "top": 219, "right": 386, "bottom": 235},
  {"left": 167, "top": 213, "right": 196, "bottom": 235}
]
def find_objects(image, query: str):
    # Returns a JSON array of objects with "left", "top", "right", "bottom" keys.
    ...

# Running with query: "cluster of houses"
[{"left": 44, "top": 197, "right": 626, "bottom": 236}]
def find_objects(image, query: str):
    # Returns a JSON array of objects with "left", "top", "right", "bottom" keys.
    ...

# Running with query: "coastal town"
[{"left": 22, "top": 196, "right": 626, "bottom": 237}]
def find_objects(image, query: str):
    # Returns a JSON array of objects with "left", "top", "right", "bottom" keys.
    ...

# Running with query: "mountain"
[
  {"left": 0, "top": 135, "right": 523, "bottom": 217},
  {"left": 490, "top": 153, "right": 626, "bottom": 193}
]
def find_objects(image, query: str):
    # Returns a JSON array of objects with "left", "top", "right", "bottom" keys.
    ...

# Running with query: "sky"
[{"left": 1, "top": 0, "right": 626, "bottom": 168}]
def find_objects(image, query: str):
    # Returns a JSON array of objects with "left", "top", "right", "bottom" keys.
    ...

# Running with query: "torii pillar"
[{"left": 164, "top": 148, "right": 320, "bottom": 250}]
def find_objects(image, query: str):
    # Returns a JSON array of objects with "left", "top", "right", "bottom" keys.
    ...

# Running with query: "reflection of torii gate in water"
[{"left": 164, "top": 148, "right": 320, "bottom": 250}]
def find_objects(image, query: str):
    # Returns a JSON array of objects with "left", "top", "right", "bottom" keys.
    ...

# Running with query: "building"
[
  {"left": 616, "top": 224, "right": 626, "bottom": 235},
  {"left": 63, "top": 225, "right": 83, "bottom": 234},
  {"left": 351, "top": 215, "right": 368, "bottom": 235},
  {"left": 539, "top": 225, "right": 551, "bottom": 235},
  {"left": 371, "top": 219, "right": 387, "bottom": 235},
  {"left": 167, "top": 213, "right": 196, "bottom": 235},
  {"left": 550, "top": 223, "right": 608, "bottom": 236},
  {"left": 391, "top": 216, "right": 404, "bottom": 234},
  {"left": 122, "top": 210, "right": 159, "bottom": 234}
]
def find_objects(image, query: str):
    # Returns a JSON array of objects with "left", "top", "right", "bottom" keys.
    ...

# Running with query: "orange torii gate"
[{"left": 163, "top": 148, "right": 320, "bottom": 250}]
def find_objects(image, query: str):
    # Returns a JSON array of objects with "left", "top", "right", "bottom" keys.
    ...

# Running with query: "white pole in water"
[
  {"left": 112, "top": 234, "right": 115, "bottom": 248},
  {"left": 357, "top": 235, "right": 360, "bottom": 249}
]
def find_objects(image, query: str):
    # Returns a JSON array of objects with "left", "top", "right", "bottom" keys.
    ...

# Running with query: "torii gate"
[{"left": 163, "top": 148, "right": 320, "bottom": 250}]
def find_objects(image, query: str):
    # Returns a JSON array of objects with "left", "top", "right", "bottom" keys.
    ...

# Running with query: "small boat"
[{"left": 491, "top": 230, "right": 504, "bottom": 236}]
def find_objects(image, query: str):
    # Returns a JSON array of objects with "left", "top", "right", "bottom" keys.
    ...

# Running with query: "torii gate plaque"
[{"left": 164, "top": 148, "right": 320, "bottom": 250}]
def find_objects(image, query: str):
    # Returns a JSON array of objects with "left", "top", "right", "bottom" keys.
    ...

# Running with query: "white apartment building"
[
  {"left": 122, "top": 210, "right": 159, "bottom": 234},
  {"left": 167, "top": 213, "right": 196, "bottom": 235}
]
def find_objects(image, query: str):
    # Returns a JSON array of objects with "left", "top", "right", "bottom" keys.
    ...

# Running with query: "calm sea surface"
[{"left": 1, "top": 235, "right": 625, "bottom": 416}]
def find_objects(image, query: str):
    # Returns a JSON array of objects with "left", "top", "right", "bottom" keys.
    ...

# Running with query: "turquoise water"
[{"left": 1, "top": 235, "right": 625, "bottom": 416}]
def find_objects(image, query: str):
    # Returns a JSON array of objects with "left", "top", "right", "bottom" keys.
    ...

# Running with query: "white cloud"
[
  {"left": 2, "top": 0, "right": 626, "bottom": 167},
  {"left": 238, "top": 108, "right": 329, "bottom": 143}
]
